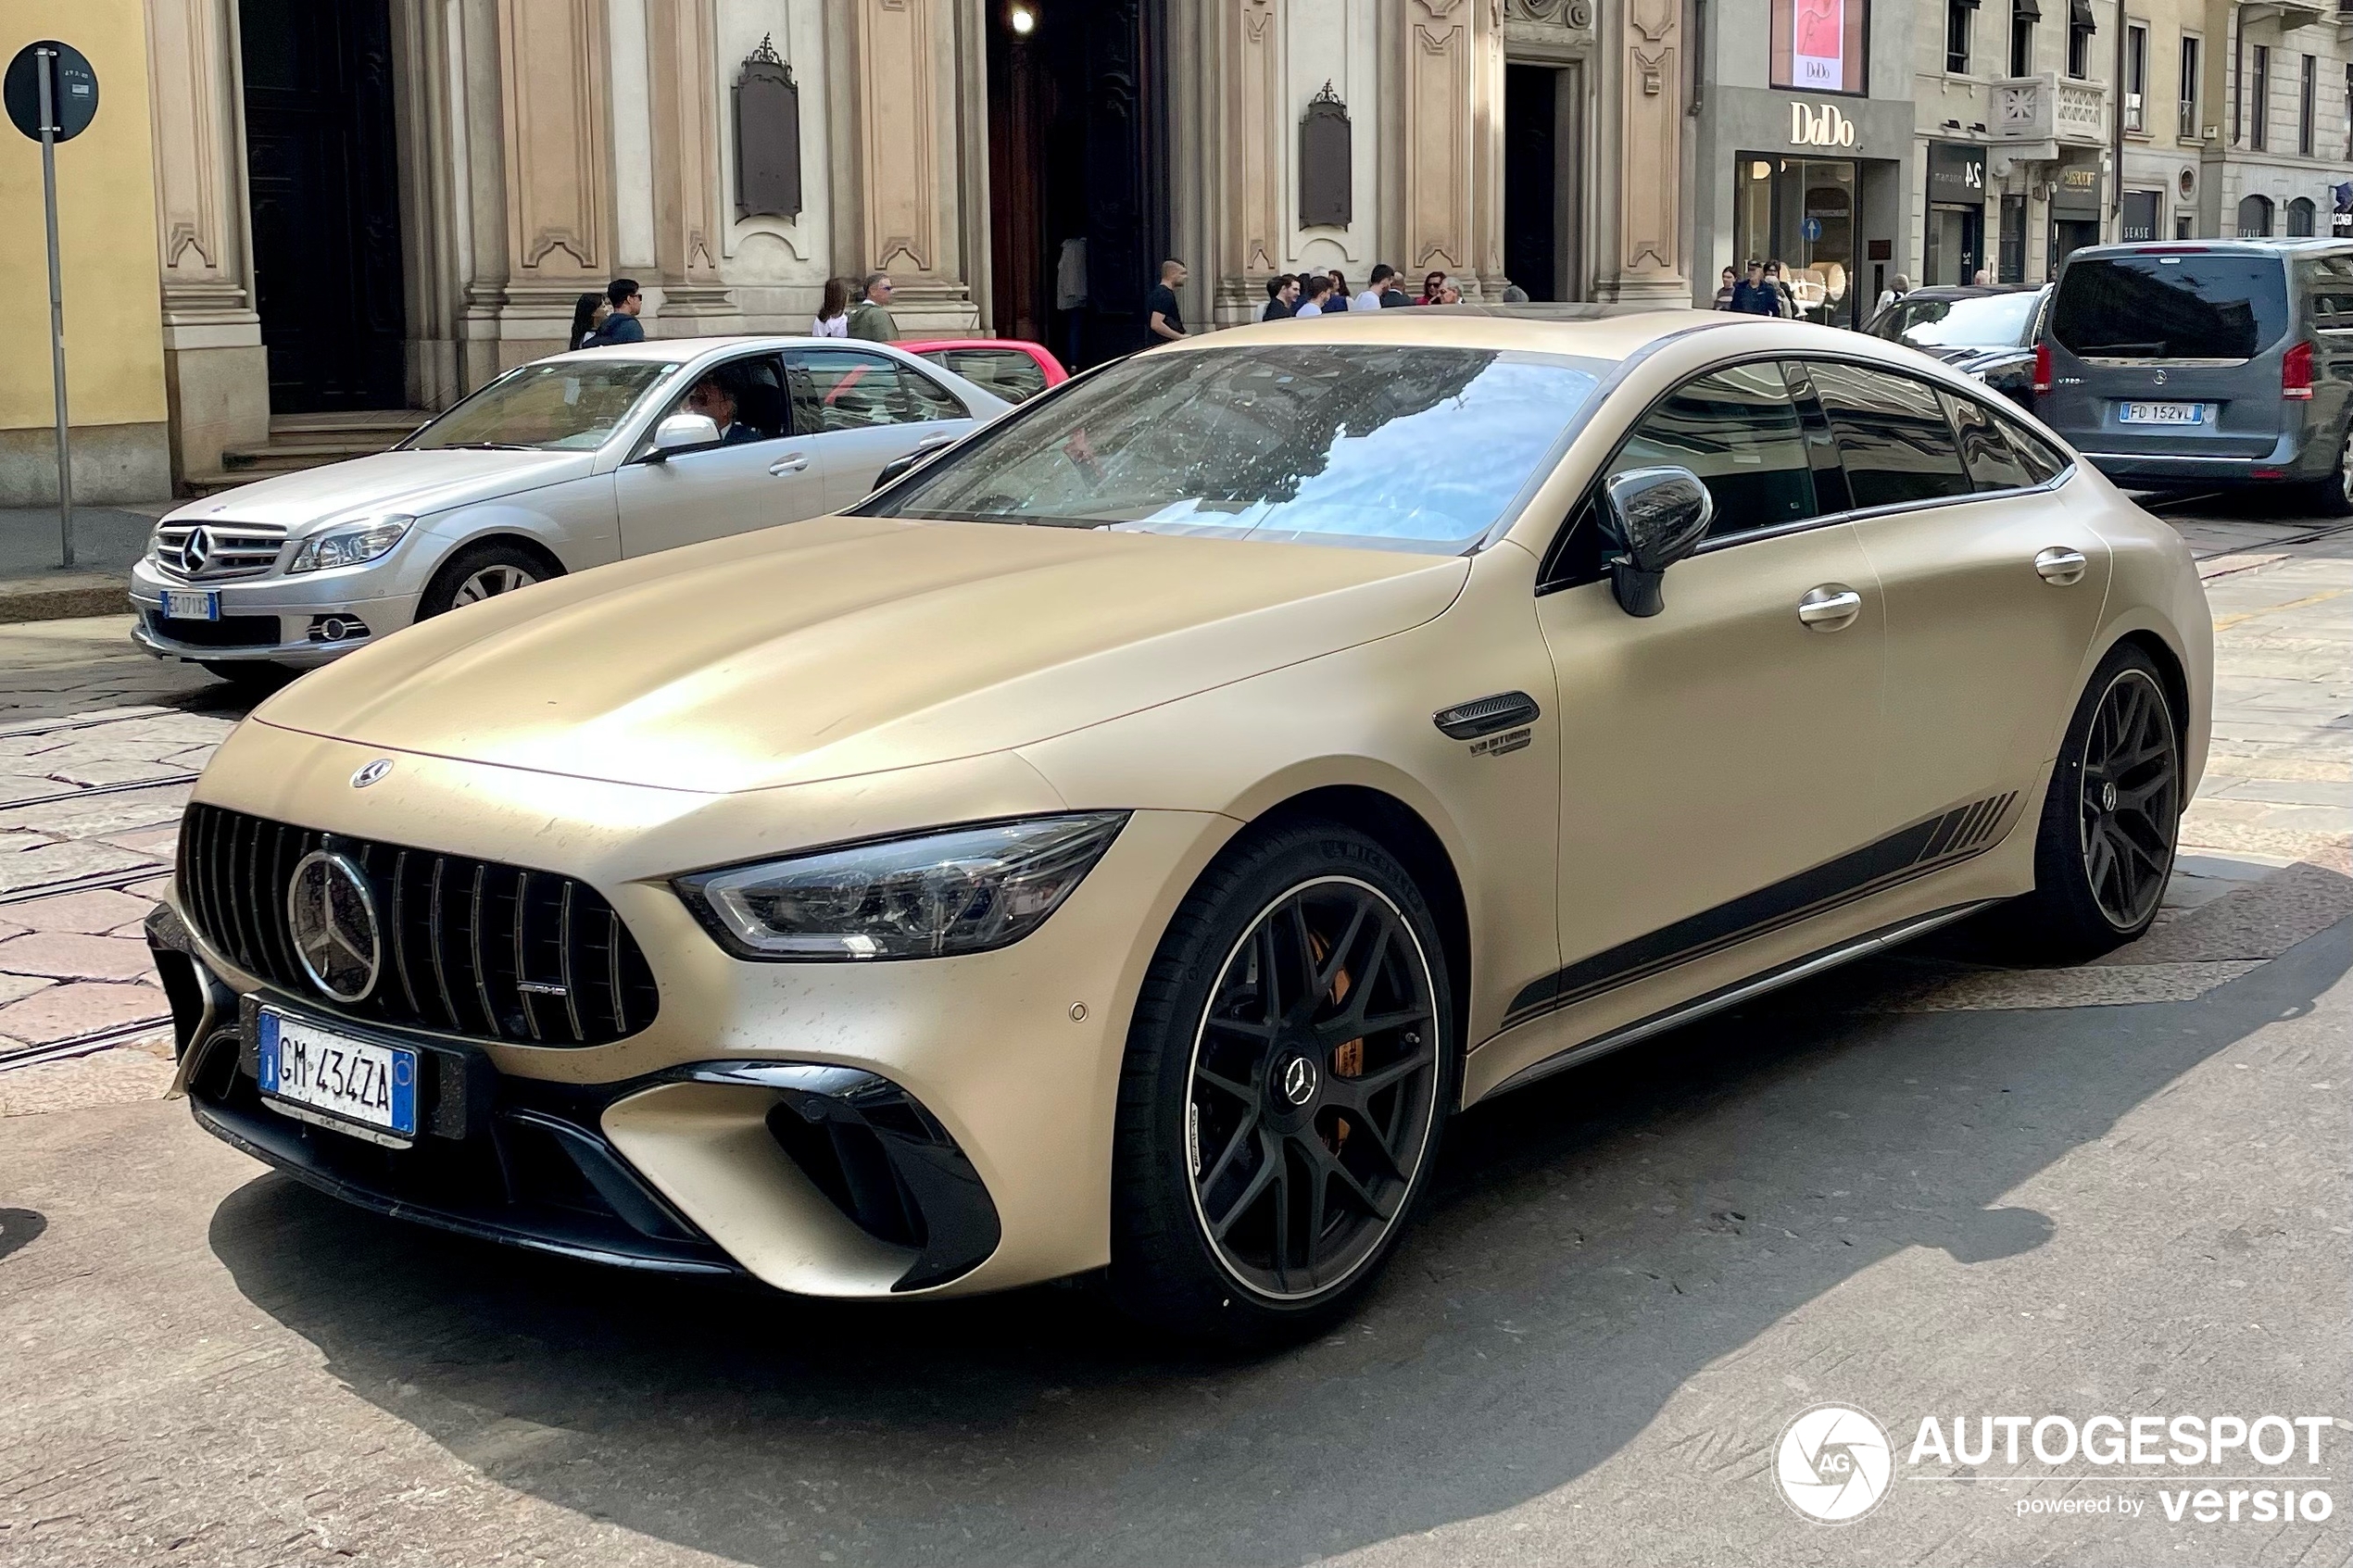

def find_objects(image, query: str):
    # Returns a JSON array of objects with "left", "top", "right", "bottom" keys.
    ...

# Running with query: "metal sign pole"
[{"left": 37, "top": 46, "right": 73, "bottom": 570}]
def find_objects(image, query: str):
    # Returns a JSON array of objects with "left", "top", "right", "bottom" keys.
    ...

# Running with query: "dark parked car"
[
  {"left": 1863, "top": 284, "right": 2051, "bottom": 409},
  {"left": 2034, "top": 240, "right": 2353, "bottom": 515}
]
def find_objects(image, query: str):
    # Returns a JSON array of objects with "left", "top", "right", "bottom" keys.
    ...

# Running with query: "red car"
[{"left": 898, "top": 338, "right": 1068, "bottom": 405}]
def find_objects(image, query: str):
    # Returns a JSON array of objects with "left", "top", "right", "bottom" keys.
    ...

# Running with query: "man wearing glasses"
[{"left": 848, "top": 272, "right": 900, "bottom": 343}]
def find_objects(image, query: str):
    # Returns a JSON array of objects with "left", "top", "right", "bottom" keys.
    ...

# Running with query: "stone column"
[
  {"left": 1600, "top": 0, "right": 1685, "bottom": 302},
  {"left": 1214, "top": 0, "right": 1285, "bottom": 322},
  {"left": 1402, "top": 0, "right": 1478, "bottom": 287},
  {"left": 144, "top": 0, "right": 268, "bottom": 483},
  {"left": 490, "top": 0, "right": 617, "bottom": 366},
  {"left": 838, "top": 0, "right": 975, "bottom": 331},
  {"left": 645, "top": 0, "right": 740, "bottom": 332}
]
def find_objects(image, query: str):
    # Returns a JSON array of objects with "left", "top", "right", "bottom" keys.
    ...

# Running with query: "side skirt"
[{"left": 1477, "top": 899, "right": 2002, "bottom": 1103}]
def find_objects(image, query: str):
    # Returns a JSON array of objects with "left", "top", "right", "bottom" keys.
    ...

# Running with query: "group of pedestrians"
[
  {"left": 568, "top": 271, "right": 903, "bottom": 351},
  {"left": 1257, "top": 263, "right": 1461, "bottom": 321}
]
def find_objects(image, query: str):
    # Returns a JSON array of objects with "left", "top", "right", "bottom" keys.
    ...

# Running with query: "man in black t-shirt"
[{"left": 1146, "top": 259, "right": 1189, "bottom": 342}]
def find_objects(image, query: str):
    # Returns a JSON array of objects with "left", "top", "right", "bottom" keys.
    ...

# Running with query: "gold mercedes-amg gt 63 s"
[{"left": 148, "top": 307, "right": 2209, "bottom": 1344}]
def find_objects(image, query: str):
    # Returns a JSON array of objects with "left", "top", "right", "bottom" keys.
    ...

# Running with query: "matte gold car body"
[{"left": 168, "top": 309, "right": 2213, "bottom": 1299}]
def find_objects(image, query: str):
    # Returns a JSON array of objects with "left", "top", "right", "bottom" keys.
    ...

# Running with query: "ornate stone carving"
[
  {"left": 145, "top": 0, "right": 234, "bottom": 286},
  {"left": 648, "top": 0, "right": 724, "bottom": 284},
  {"left": 733, "top": 33, "right": 801, "bottom": 222},
  {"left": 1226, "top": 0, "right": 1284, "bottom": 276},
  {"left": 1617, "top": 0, "right": 1682, "bottom": 287},
  {"left": 497, "top": 0, "right": 610, "bottom": 279},
  {"left": 854, "top": 0, "right": 939, "bottom": 275},
  {"left": 1404, "top": 0, "right": 1475, "bottom": 272}
]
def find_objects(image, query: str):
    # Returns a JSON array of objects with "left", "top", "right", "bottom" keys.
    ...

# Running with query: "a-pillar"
[
  {"left": 645, "top": 0, "right": 741, "bottom": 334},
  {"left": 144, "top": 0, "right": 269, "bottom": 484},
  {"left": 833, "top": 0, "right": 977, "bottom": 332}
]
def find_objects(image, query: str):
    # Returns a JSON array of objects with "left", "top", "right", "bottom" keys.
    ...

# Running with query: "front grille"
[
  {"left": 145, "top": 611, "right": 283, "bottom": 648},
  {"left": 155, "top": 521, "right": 287, "bottom": 581},
  {"left": 179, "top": 804, "right": 660, "bottom": 1047}
]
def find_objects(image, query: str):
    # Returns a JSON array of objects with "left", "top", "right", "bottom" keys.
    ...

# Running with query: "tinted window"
[
  {"left": 921, "top": 347, "right": 1049, "bottom": 403},
  {"left": 2050, "top": 253, "right": 2292, "bottom": 359},
  {"left": 1806, "top": 361, "right": 1972, "bottom": 509},
  {"left": 789, "top": 350, "right": 968, "bottom": 432},
  {"left": 1942, "top": 392, "right": 2035, "bottom": 492},
  {"left": 865, "top": 345, "right": 1607, "bottom": 553},
  {"left": 1989, "top": 408, "right": 2069, "bottom": 483},
  {"left": 2305, "top": 257, "right": 2353, "bottom": 331},
  {"left": 1609, "top": 362, "right": 1817, "bottom": 539}
]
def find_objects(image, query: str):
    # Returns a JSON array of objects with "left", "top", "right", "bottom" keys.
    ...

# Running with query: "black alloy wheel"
[
  {"left": 2012, "top": 642, "right": 2183, "bottom": 959},
  {"left": 1185, "top": 876, "right": 1442, "bottom": 1300},
  {"left": 2075, "top": 666, "right": 2180, "bottom": 932},
  {"left": 1109, "top": 821, "right": 1457, "bottom": 1345}
]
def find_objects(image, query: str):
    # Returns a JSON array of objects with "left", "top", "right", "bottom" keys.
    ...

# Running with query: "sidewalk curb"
[{"left": 0, "top": 576, "right": 133, "bottom": 626}]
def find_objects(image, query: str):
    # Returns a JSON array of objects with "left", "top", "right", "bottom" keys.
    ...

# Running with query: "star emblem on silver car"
[
  {"left": 285, "top": 850, "right": 382, "bottom": 1003},
  {"left": 183, "top": 527, "right": 213, "bottom": 575}
]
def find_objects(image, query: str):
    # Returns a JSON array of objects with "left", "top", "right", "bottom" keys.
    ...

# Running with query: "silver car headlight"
[
  {"left": 287, "top": 515, "right": 413, "bottom": 573},
  {"left": 675, "top": 812, "right": 1129, "bottom": 960}
]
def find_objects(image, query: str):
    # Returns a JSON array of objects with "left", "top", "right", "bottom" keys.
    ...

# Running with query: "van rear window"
[{"left": 2050, "top": 254, "right": 2290, "bottom": 360}]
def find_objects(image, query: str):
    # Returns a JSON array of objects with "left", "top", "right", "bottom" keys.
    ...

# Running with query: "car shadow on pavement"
[{"left": 207, "top": 915, "right": 2353, "bottom": 1568}]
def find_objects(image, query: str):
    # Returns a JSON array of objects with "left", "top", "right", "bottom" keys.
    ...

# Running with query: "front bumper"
[
  {"left": 128, "top": 558, "right": 424, "bottom": 665},
  {"left": 150, "top": 906, "right": 1002, "bottom": 1290}
]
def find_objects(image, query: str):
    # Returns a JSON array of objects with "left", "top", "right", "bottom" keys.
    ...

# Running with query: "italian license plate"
[
  {"left": 2120, "top": 401, "right": 2208, "bottom": 426},
  {"left": 161, "top": 589, "right": 220, "bottom": 621},
  {"left": 257, "top": 1008, "right": 418, "bottom": 1144}
]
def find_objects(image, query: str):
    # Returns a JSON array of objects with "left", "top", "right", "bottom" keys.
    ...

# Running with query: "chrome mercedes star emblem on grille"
[
  {"left": 183, "top": 527, "right": 213, "bottom": 574},
  {"left": 350, "top": 759, "right": 394, "bottom": 789},
  {"left": 2153, "top": 370, "right": 2168, "bottom": 386},
  {"left": 1281, "top": 1055, "right": 1318, "bottom": 1106},
  {"left": 286, "top": 850, "right": 383, "bottom": 1003}
]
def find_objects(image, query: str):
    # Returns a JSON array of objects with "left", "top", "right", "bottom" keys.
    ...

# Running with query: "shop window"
[
  {"left": 2287, "top": 197, "right": 2316, "bottom": 238},
  {"left": 2238, "top": 194, "right": 2274, "bottom": 237}
]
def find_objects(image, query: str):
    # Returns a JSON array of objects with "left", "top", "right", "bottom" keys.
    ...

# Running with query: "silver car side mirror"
[
  {"left": 1600, "top": 466, "right": 1714, "bottom": 618},
  {"left": 648, "top": 412, "right": 721, "bottom": 460}
]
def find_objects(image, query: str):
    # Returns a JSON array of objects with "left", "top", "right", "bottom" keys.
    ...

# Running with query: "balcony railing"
[{"left": 1991, "top": 71, "right": 2111, "bottom": 147}]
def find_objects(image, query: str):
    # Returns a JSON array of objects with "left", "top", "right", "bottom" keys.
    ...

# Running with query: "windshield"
[
  {"left": 405, "top": 360, "right": 679, "bottom": 451},
  {"left": 1873, "top": 292, "right": 2040, "bottom": 350},
  {"left": 2051, "top": 254, "right": 2291, "bottom": 360},
  {"left": 861, "top": 345, "right": 1607, "bottom": 553}
]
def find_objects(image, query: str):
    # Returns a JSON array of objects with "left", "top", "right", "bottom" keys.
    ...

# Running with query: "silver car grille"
[{"left": 154, "top": 521, "right": 288, "bottom": 582}]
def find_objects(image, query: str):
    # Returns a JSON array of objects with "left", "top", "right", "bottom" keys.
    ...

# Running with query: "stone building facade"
[{"left": 110, "top": 0, "right": 1694, "bottom": 495}]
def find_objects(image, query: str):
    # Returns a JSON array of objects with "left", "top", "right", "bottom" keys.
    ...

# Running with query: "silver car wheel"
[{"left": 453, "top": 563, "right": 537, "bottom": 605}]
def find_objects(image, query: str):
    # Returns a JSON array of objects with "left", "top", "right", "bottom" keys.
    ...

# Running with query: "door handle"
[
  {"left": 915, "top": 433, "right": 958, "bottom": 450},
  {"left": 2034, "top": 546, "right": 2088, "bottom": 585},
  {"left": 1796, "top": 584, "right": 1864, "bottom": 631},
  {"left": 768, "top": 454, "right": 810, "bottom": 476}
]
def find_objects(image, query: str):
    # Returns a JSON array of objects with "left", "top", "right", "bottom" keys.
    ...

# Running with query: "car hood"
[
  {"left": 255, "top": 514, "right": 1471, "bottom": 793},
  {"left": 163, "top": 449, "right": 595, "bottom": 534}
]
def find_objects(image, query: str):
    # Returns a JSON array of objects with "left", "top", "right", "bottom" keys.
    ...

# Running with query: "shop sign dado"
[
  {"left": 1926, "top": 143, "right": 1986, "bottom": 204},
  {"left": 2051, "top": 160, "right": 2102, "bottom": 220},
  {"left": 1790, "top": 102, "right": 1858, "bottom": 148}
]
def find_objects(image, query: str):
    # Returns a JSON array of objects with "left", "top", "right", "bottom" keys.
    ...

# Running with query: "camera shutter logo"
[
  {"left": 1775, "top": 1403, "right": 1894, "bottom": 1524},
  {"left": 286, "top": 850, "right": 383, "bottom": 1003}
]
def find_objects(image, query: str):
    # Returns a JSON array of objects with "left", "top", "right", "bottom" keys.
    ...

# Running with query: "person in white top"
[
  {"left": 810, "top": 276, "right": 851, "bottom": 338},
  {"left": 1292, "top": 276, "right": 1331, "bottom": 317},
  {"left": 1354, "top": 263, "right": 1396, "bottom": 313}
]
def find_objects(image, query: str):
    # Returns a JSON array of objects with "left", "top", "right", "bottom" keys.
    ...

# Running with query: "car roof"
[
  {"left": 1889, "top": 284, "right": 2046, "bottom": 299},
  {"left": 548, "top": 334, "right": 885, "bottom": 364},
  {"left": 1150, "top": 304, "right": 1876, "bottom": 365},
  {"left": 2065, "top": 238, "right": 2353, "bottom": 260},
  {"left": 896, "top": 338, "right": 1048, "bottom": 353}
]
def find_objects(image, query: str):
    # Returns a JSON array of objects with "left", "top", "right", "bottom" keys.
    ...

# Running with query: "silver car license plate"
[
  {"left": 162, "top": 589, "right": 220, "bottom": 621},
  {"left": 257, "top": 1008, "right": 419, "bottom": 1145},
  {"left": 2119, "top": 401, "right": 2207, "bottom": 426}
]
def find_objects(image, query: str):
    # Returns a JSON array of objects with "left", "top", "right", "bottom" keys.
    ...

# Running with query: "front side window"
[
  {"left": 1609, "top": 362, "right": 1818, "bottom": 539},
  {"left": 1805, "top": 360, "right": 1972, "bottom": 509},
  {"left": 789, "top": 350, "right": 968, "bottom": 433},
  {"left": 864, "top": 345, "right": 1608, "bottom": 553},
  {"left": 406, "top": 360, "right": 677, "bottom": 452},
  {"left": 645, "top": 353, "right": 789, "bottom": 450}
]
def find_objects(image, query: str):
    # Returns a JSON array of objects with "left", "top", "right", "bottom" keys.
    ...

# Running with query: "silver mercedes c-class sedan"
[{"left": 130, "top": 336, "right": 1007, "bottom": 687}]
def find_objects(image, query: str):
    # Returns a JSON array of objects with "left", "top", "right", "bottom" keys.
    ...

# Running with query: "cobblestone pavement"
[{"left": 0, "top": 510, "right": 2347, "bottom": 1567}]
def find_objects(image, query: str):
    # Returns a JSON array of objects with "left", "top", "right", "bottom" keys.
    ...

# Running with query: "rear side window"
[
  {"left": 1941, "top": 392, "right": 2034, "bottom": 492},
  {"left": 921, "top": 347, "right": 1049, "bottom": 404},
  {"left": 1805, "top": 361, "right": 1972, "bottom": 510},
  {"left": 1608, "top": 361, "right": 1817, "bottom": 539},
  {"left": 2050, "top": 254, "right": 2291, "bottom": 360},
  {"left": 788, "top": 349, "right": 968, "bottom": 431},
  {"left": 1990, "top": 409, "right": 2069, "bottom": 483}
]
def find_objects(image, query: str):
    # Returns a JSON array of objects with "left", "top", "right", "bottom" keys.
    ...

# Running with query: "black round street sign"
[{"left": 5, "top": 42, "right": 99, "bottom": 144}]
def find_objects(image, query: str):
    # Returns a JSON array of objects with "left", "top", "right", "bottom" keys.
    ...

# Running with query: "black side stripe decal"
[{"left": 1505, "top": 791, "right": 2020, "bottom": 1029}]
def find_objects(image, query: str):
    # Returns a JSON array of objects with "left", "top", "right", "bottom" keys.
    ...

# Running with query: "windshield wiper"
[{"left": 427, "top": 441, "right": 536, "bottom": 451}]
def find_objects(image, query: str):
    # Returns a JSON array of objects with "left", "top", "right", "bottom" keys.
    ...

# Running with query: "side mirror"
[
  {"left": 646, "top": 412, "right": 720, "bottom": 460},
  {"left": 1599, "top": 466, "right": 1713, "bottom": 617},
  {"left": 870, "top": 453, "right": 920, "bottom": 493}
]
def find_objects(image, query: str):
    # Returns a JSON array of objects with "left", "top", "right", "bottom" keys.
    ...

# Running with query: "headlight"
[
  {"left": 287, "top": 515, "right": 413, "bottom": 573},
  {"left": 675, "top": 812, "right": 1129, "bottom": 960}
]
